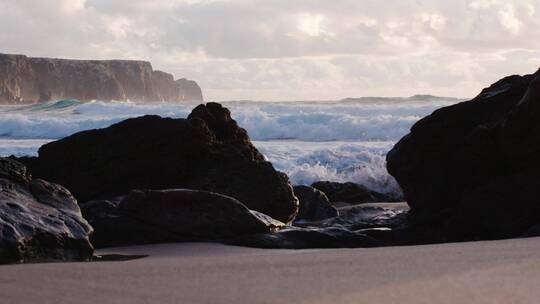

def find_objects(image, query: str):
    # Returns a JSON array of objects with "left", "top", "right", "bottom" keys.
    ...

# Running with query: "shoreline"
[{"left": 3, "top": 238, "right": 540, "bottom": 303}]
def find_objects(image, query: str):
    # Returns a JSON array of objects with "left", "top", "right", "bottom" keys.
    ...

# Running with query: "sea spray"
[{"left": 0, "top": 97, "right": 460, "bottom": 195}]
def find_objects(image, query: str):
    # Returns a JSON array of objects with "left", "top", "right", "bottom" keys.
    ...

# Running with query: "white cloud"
[
  {"left": 421, "top": 13, "right": 446, "bottom": 31},
  {"left": 297, "top": 13, "right": 334, "bottom": 37},
  {"left": 1, "top": 0, "right": 540, "bottom": 100},
  {"left": 60, "top": 0, "right": 86, "bottom": 13},
  {"left": 498, "top": 4, "right": 522, "bottom": 34},
  {"left": 469, "top": 0, "right": 493, "bottom": 10}
]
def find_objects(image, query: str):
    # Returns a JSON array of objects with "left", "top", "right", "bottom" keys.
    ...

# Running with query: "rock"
[
  {"left": 19, "top": 103, "right": 298, "bottom": 223},
  {"left": 0, "top": 157, "right": 93, "bottom": 264},
  {"left": 324, "top": 203, "right": 410, "bottom": 231},
  {"left": 231, "top": 202, "right": 412, "bottom": 249},
  {"left": 387, "top": 68, "right": 540, "bottom": 240},
  {"left": 311, "top": 181, "right": 399, "bottom": 205},
  {"left": 81, "top": 189, "right": 285, "bottom": 248},
  {"left": 524, "top": 223, "right": 540, "bottom": 238},
  {"left": 228, "top": 227, "right": 382, "bottom": 249},
  {"left": 0, "top": 53, "right": 203, "bottom": 104},
  {"left": 293, "top": 185, "right": 338, "bottom": 222}
]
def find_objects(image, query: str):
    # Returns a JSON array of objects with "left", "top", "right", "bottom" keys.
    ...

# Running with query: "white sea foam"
[
  {"left": 0, "top": 98, "right": 458, "bottom": 141},
  {"left": 0, "top": 97, "right": 460, "bottom": 194},
  {"left": 256, "top": 141, "right": 401, "bottom": 195}
]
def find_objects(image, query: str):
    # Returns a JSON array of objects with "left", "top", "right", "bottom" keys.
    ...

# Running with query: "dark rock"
[
  {"left": 81, "top": 189, "right": 285, "bottom": 248},
  {"left": 0, "top": 157, "right": 93, "bottom": 263},
  {"left": 293, "top": 185, "right": 338, "bottom": 222},
  {"left": 228, "top": 227, "right": 382, "bottom": 249},
  {"left": 0, "top": 53, "right": 203, "bottom": 104},
  {"left": 324, "top": 203, "right": 410, "bottom": 231},
  {"left": 19, "top": 103, "right": 298, "bottom": 223},
  {"left": 387, "top": 68, "right": 540, "bottom": 240},
  {"left": 524, "top": 224, "right": 540, "bottom": 238},
  {"left": 231, "top": 203, "right": 412, "bottom": 249},
  {"left": 311, "top": 181, "right": 399, "bottom": 205}
]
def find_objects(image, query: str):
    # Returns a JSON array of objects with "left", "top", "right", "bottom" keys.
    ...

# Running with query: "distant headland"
[{"left": 0, "top": 53, "right": 203, "bottom": 104}]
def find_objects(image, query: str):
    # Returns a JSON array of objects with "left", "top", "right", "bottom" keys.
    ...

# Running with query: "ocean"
[{"left": 0, "top": 96, "right": 461, "bottom": 198}]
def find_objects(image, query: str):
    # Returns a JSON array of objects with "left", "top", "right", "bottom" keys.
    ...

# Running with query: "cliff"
[{"left": 0, "top": 53, "right": 203, "bottom": 104}]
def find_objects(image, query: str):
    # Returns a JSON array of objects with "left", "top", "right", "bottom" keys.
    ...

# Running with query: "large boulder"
[
  {"left": 19, "top": 103, "right": 298, "bottom": 223},
  {"left": 293, "top": 185, "right": 338, "bottom": 222},
  {"left": 387, "top": 69, "right": 540, "bottom": 239},
  {"left": 81, "top": 189, "right": 285, "bottom": 248},
  {"left": 0, "top": 157, "right": 93, "bottom": 263}
]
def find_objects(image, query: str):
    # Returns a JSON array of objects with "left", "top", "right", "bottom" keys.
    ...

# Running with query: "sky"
[{"left": 1, "top": 0, "right": 540, "bottom": 101}]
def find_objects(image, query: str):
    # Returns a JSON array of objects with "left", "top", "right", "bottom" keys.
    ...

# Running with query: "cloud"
[
  {"left": 0, "top": 0, "right": 539, "bottom": 100},
  {"left": 296, "top": 13, "right": 334, "bottom": 37}
]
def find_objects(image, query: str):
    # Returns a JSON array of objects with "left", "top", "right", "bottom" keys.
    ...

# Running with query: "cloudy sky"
[{"left": 1, "top": 0, "right": 539, "bottom": 101}]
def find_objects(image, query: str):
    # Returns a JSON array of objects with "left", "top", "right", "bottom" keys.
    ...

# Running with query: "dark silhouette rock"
[
  {"left": 0, "top": 53, "right": 203, "bottom": 104},
  {"left": 231, "top": 203, "right": 411, "bottom": 249},
  {"left": 229, "top": 227, "right": 381, "bottom": 249},
  {"left": 387, "top": 68, "right": 540, "bottom": 239},
  {"left": 0, "top": 157, "right": 93, "bottom": 264},
  {"left": 311, "top": 181, "right": 398, "bottom": 205},
  {"left": 81, "top": 189, "right": 285, "bottom": 248},
  {"left": 19, "top": 103, "right": 298, "bottom": 223},
  {"left": 293, "top": 185, "right": 338, "bottom": 222}
]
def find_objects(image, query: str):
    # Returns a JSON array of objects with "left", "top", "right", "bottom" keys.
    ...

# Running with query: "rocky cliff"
[{"left": 0, "top": 53, "right": 203, "bottom": 104}]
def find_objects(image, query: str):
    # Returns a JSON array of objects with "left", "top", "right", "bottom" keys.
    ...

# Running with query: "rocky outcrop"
[
  {"left": 81, "top": 189, "right": 285, "bottom": 248},
  {"left": 311, "top": 181, "right": 399, "bottom": 205},
  {"left": 18, "top": 103, "right": 299, "bottom": 223},
  {"left": 0, "top": 157, "right": 93, "bottom": 264},
  {"left": 230, "top": 203, "right": 411, "bottom": 249},
  {"left": 387, "top": 68, "right": 540, "bottom": 240},
  {"left": 0, "top": 53, "right": 203, "bottom": 104},
  {"left": 293, "top": 185, "right": 338, "bottom": 222}
]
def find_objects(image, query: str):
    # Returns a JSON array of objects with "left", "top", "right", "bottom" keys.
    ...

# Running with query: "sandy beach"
[{"left": 2, "top": 238, "right": 539, "bottom": 304}]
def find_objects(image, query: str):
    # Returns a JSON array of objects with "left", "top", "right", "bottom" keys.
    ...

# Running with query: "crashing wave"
[{"left": 0, "top": 99, "right": 458, "bottom": 141}]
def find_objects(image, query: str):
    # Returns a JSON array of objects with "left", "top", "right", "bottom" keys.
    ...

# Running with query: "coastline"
[{"left": 2, "top": 238, "right": 540, "bottom": 303}]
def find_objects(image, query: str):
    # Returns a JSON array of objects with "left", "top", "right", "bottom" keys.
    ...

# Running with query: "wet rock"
[
  {"left": 387, "top": 68, "right": 540, "bottom": 240},
  {"left": 19, "top": 103, "right": 298, "bottom": 223},
  {"left": 0, "top": 157, "right": 93, "bottom": 264},
  {"left": 311, "top": 181, "right": 399, "bottom": 205},
  {"left": 228, "top": 227, "right": 381, "bottom": 249},
  {"left": 81, "top": 189, "right": 285, "bottom": 248},
  {"left": 293, "top": 185, "right": 338, "bottom": 222},
  {"left": 231, "top": 203, "right": 412, "bottom": 249}
]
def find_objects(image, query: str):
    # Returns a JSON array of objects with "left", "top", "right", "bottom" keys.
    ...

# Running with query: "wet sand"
[{"left": 2, "top": 237, "right": 540, "bottom": 303}]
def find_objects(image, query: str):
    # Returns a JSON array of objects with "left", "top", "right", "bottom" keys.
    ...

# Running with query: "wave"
[
  {"left": 0, "top": 137, "right": 403, "bottom": 196},
  {"left": 0, "top": 98, "right": 458, "bottom": 141},
  {"left": 256, "top": 141, "right": 401, "bottom": 196}
]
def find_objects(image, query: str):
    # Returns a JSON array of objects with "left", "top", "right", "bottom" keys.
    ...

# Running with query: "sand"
[{"left": 2, "top": 237, "right": 540, "bottom": 304}]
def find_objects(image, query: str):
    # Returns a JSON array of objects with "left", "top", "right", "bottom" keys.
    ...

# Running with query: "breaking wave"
[
  {"left": 0, "top": 97, "right": 460, "bottom": 195},
  {"left": 0, "top": 98, "right": 458, "bottom": 141}
]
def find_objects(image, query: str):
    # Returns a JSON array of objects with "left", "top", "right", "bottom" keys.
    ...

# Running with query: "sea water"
[{"left": 0, "top": 96, "right": 461, "bottom": 197}]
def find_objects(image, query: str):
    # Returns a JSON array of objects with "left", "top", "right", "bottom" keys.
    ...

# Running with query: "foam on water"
[
  {"left": 256, "top": 140, "right": 400, "bottom": 195},
  {"left": 0, "top": 98, "right": 457, "bottom": 141},
  {"left": 0, "top": 97, "right": 460, "bottom": 194}
]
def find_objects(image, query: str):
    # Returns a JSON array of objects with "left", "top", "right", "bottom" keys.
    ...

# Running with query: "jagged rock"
[
  {"left": 0, "top": 53, "right": 203, "bottom": 104},
  {"left": 0, "top": 157, "right": 93, "bottom": 264},
  {"left": 231, "top": 203, "right": 412, "bottom": 249},
  {"left": 387, "top": 68, "right": 540, "bottom": 239},
  {"left": 228, "top": 227, "right": 381, "bottom": 249},
  {"left": 81, "top": 189, "right": 285, "bottom": 248},
  {"left": 311, "top": 181, "right": 398, "bottom": 205},
  {"left": 293, "top": 185, "right": 338, "bottom": 222},
  {"left": 19, "top": 103, "right": 298, "bottom": 223}
]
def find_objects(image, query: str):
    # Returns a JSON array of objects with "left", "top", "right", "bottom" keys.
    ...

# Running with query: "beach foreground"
[{"left": 2, "top": 238, "right": 540, "bottom": 304}]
